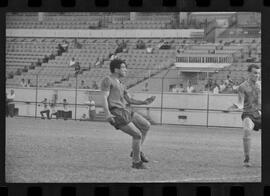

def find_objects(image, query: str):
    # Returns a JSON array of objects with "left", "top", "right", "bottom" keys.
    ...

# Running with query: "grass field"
[{"left": 6, "top": 117, "right": 261, "bottom": 183}]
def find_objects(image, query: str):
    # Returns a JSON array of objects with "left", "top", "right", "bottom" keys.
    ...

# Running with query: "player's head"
[
  {"left": 247, "top": 64, "right": 260, "bottom": 82},
  {"left": 110, "top": 59, "right": 127, "bottom": 78}
]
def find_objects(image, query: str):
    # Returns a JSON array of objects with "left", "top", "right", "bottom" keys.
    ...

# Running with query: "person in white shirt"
[
  {"left": 7, "top": 89, "right": 15, "bottom": 117},
  {"left": 213, "top": 85, "right": 219, "bottom": 94},
  {"left": 87, "top": 96, "right": 96, "bottom": 120},
  {"left": 40, "top": 98, "right": 50, "bottom": 119},
  {"left": 186, "top": 81, "right": 194, "bottom": 93},
  {"left": 219, "top": 80, "right": 226, "bottom": 93}
]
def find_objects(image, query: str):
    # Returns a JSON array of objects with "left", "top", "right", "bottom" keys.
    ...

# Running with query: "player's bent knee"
[
  {"left": 133, "top": 132, "right": 142, "bottom": 140},
  {"left": 243, "top": 118, "right": 254, "bottom": 132}
]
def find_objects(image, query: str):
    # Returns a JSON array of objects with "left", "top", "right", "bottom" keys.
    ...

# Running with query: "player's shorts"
[
  {"left": 109, "top": 107, "right": 134, "bottom": 130},
  {"left": 241, "top": 111, "right": 261, "bottom": 131}
]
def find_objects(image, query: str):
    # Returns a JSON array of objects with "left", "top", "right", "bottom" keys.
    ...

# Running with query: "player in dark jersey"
[
  {"left": 101, "top": 59, "right": 156, "bottom": 169},
  {"left": 228, "top": 64, "right": 261, "bottom": 167}
]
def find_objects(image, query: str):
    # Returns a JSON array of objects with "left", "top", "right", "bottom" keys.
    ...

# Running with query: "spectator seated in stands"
[
  {"left": 7, "top": 72, "right": 14, "bottom": 79},
  {"left": 219, "top": 80, "right": 226, "bottom": 93},
  {"left": 40, "top": 98, "right": 50, "bottom": 119},
  {"left": 15, "top": 68, "right": 22, "bottom": 76},
  {"left": 43, "top": 55, "right": 49, "bottom": 63},
  {"left": 173, "top": 84, "right": 184, "bottom": 93},
  {"left": 57, "top": 43, "right": 64, "bottom": 55},
  {"left": 94, "top": 57, "right": 104, "bottom": 67},
  {"left": 177, "top": 45, "right": 185, "bottom": 54},
  {"left": 26, "top": 79, "right": 32, "bottom": 87},
  {"left": 121, "top": 40, "right": 128, "bottom": 53},
  {"left": 146, "top": 45, "right": 154, "bottom": 53},
  {"left": 74, "top": 62, "right": 81, "bottom": 75},
  {"left": 73, "top": 38, "right": 82, "bottom": 49},
  {"left": 49, "top": 52, "right": 55, "bottom": 60},
  {"left": 20, "top": 78, "right": 27, "bottom": 87},
  {"left": 205, "top": 79, "right": 213, "bottom": 91},
  {"left": 92, "top": 81, "right": 99, "bottom": 90},
  {"left": 160, "top": 41, "right": 171, "bottom": 49},
  {"left": 29, "top": 62, "right": 35, "bottom": 69},
  {"left": 208, "top": 49, "right": 216, "bottom": 54},
  {"left": 22, "top": 66, "right": 28, "bottom": 72},
  {"left": 61, "top": 40, "right": 69, "bottom": 52},
  {"left": 37, "top": 58, "right": 42, "bottom": 66},
  {"left": 69, "top": 57, "right": 76, "bottom": 67},
  {"left": 115, "top": 40, "right": 128, "bottom": 54},
  {"left": 136, "top": 40, "right": 146, "bottom": 49},
  {"left": 79, "top": 80, "right": 88, "bottom": 89},
  {"left": 224, "top": 75, "right": 233, "bottom": 87}
]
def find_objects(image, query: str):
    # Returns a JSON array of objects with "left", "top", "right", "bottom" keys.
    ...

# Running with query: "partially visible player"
[
  {"left": 228, "top": 64, "right": 261, "bottom": 167},
  {"left": 101, "top": 59, "right": 156, "bottom": 169}
]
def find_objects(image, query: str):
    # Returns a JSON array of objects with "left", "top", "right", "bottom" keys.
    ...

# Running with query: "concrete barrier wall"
[{"left": 6, "top": 87, "right": 241, "bottom": 127}]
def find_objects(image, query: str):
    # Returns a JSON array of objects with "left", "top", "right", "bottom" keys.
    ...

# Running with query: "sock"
[
  {"left": 132, "top": 139, "right": 141, "bottom": 163},
  {"left": 243, "top": 137, "right": 251, "bottom": 161}
]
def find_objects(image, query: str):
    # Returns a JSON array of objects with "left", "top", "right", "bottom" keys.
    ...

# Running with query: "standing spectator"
[
  {"left": 50, "top": 90, "right": 58, "bottom": 119},
  {"left": 146, "top": 45, "right": 153, "bottom": 53},
  {"left": 7, "top": 89, "right": 15, "bottom": 117},
  {"left": 63, "top": 99, "right": 69, "bottom": 120},
  {"left": 40, "top": 98, "right": 50, "bottom": 119},
  {"left": 20, "top": 78, "right": 27, "bottom": 87},
  {"left": 186, "top": 81, "right": 195, "bottom": 93},
  {"left": 92, "top": 81, "right": 99, "bottom": 89},
  {"left": 87, "top": 96, "right": 96, "bottom": 121}
]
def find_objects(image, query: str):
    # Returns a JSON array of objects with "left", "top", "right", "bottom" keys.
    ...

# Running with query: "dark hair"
[
  {"left": 248, "top": 64, "right": 260, "bottom": 72},
  {"left": 109, "top": 59, "right": 126, "bottom": 73}
]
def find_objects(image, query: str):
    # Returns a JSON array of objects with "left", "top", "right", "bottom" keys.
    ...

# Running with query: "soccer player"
[
  {"left": 101, "top": 59, "right": 156, "bottom": 169},
  {"left": 228, "top": 64, "right": 261, "bottom": 167}
]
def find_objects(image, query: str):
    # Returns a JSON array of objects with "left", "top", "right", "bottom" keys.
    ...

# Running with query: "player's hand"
[
  {"left": 106, "top": 114, "right": 115, "bottom": 124},
  {"left": 144, "top": 96, "right": 156, "bottom": 105},
  {"left": 227, "top": 104, "right": 242, "bottom": 112}
]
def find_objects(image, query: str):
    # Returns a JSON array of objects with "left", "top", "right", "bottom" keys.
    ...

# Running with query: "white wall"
[{"left": 6, "top": 87, "right": 241, "bottom": 127}]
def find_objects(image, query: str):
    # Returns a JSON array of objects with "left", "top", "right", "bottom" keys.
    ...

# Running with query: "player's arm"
[
  {"left": 228, "top": 87, "right": 244, "bottom": 111},
  {"left": 100, "top": 77, "right": 115, "bottom": 123},
  {"left": 124, "top": 91, "right": 156, "bottom": 105}
]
